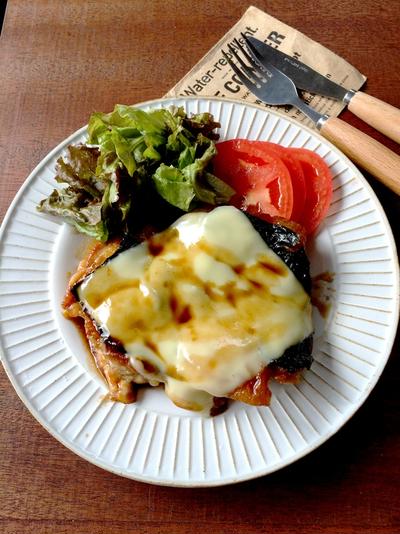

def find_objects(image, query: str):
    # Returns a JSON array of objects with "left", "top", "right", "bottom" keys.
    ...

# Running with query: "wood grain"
[
  {"left": 348, "top": 91, "right": 400, "bottom": 144},
  {"left": 1, "top": 1, "right": 400, "bottom": 533},
  {"left": 320, "top": 116, "right": 400, "bottom": 194}
]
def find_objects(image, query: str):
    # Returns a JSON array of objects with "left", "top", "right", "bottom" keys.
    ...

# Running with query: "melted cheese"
[{"left": 78, "top": 206, "right": 313, "bottom": 413}]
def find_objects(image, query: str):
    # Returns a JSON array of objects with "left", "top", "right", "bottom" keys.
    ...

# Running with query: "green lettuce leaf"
[
  {"left": 152, "top": 142, "right": 234, "bottom": 210},
  {"left": 37, "top": 187, "right": 109, "bottom": 242},
  {"left": 152, "top": 165, "right": 195, "bottom": 211},
  {"left": 111, "top": 130, "right": 136, "bottom": 176}
]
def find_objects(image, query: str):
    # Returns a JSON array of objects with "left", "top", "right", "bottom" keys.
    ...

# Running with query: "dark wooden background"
[{"left": 1, "top": 1, "right": 399, "bottom": 533}]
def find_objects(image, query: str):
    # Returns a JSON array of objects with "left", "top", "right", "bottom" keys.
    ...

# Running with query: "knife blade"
[{"left": 243, "top": 34, "right": 400, "bottom": 144}]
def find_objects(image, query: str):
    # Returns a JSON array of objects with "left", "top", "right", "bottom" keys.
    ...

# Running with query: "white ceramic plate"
[{"left": 0, "top": 97, "right": 398, "bottom": 487}]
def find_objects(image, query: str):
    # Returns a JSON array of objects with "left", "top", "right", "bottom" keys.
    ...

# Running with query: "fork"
[{"left": 223, "top": 40, "right": 400, "bottom": 196}]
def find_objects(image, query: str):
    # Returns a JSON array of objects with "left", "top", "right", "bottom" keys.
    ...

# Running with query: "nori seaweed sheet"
[{"left": 246, "top": 214, "right": 313, "bottom": 372}]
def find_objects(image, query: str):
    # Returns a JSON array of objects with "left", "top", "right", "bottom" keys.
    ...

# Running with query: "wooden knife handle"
[
  {"left": 348, "top": 91, "right": 400, "bottom": 144},
  {"left": 320, "top": 117, "right": 400, "bottom": 195}
]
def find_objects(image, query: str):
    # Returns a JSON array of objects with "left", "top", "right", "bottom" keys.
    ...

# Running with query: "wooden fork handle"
[
  {"left": 348, "top": 92, "right": 400, "bottom": 144},
  {"left": 320, "top": 117, "right": 400, "bottom": 195}
]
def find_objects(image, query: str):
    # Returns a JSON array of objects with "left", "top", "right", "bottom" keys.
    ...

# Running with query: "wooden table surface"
[{"left": 1, "top": 1, "right": 399, "bottom": 533}]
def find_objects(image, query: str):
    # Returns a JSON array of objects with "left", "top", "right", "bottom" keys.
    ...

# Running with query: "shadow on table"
[{"left": 0, "top": 1, "right": 7, "bottom": 34}]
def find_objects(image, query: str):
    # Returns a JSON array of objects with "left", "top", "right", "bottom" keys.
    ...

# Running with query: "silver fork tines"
[{"left": 223, "top": 41, "right": 269, "bottom": 91}]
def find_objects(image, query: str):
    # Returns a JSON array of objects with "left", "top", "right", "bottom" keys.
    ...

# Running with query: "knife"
[{"left": 244, "top": 34, "right": 400, "bottom": 144}]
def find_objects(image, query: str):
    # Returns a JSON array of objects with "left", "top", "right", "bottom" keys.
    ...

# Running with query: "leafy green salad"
[{"left": 38, "top": 105, "right": 234, "bottom": 242}]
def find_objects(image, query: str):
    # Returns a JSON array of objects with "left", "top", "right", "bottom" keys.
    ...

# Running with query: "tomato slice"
[
  {"left": 287, "top": 148, "right": 333, "bottom": 234},
  {"left": 213, "top": 139, "right": 332, "bottom": 234},
  {"left": 225, "top": 140, "right": 307, "bottom": 223},
  {"left": 213, "top": 140, "right": 294, "bottom": 220}
]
